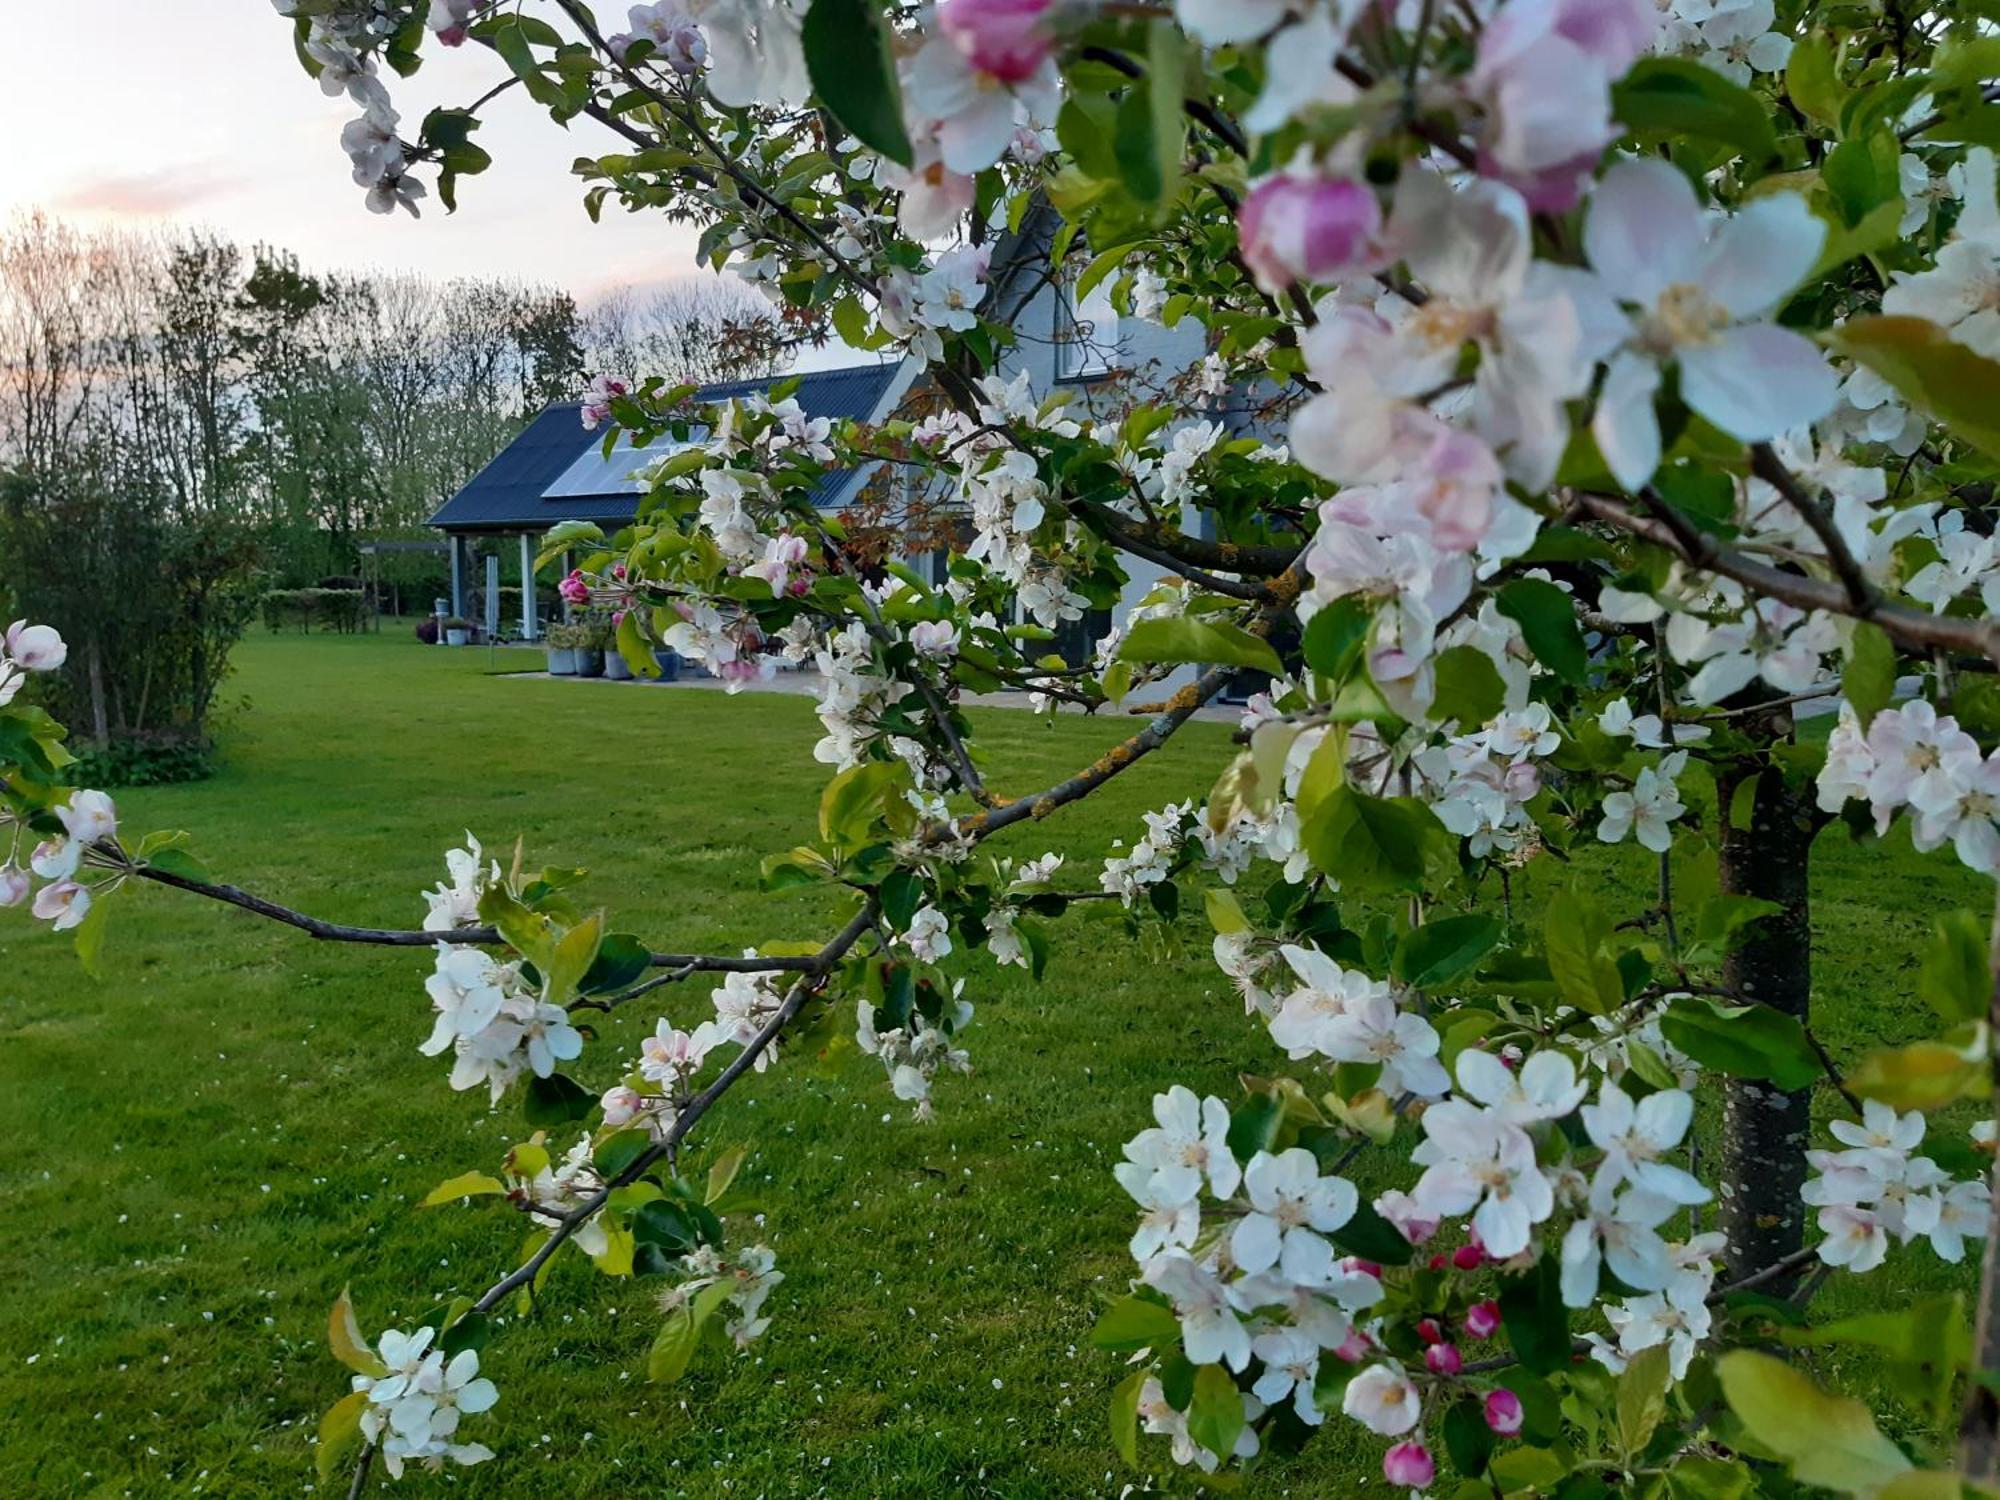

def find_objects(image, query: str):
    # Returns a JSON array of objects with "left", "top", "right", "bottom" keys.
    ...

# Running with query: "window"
[{"left": 1054, "top": 260, "right": 1119, "bottom": 381}]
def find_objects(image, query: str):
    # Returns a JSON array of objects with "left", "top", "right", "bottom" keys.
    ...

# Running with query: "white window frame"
[{"left": 1054, "top": 260, "right": 1120, "bottom": 381}]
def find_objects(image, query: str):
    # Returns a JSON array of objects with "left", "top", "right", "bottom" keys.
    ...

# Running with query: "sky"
[{"left": 0, "top": 0, "right": 710, "bottom": 300}]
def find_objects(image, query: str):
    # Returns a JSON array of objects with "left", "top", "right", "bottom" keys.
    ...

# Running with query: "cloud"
[{"left": 50, "top": 165, "right": 245, "bottom": 219}]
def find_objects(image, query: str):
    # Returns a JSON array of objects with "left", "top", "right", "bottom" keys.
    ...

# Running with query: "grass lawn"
[{"left": 0, "top": 630, "right": 1986, "bottom": 1498}]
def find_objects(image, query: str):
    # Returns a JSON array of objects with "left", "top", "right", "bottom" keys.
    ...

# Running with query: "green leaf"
[
  {"left": 1848, "top": 1040, "right": 1985, "bottom": 1111},
  {"left": 419, "top": 1171, "right": 506, "bottom": 1208},
  {"left": 316, "top": 1390, "right": 369, "bottom": 1481},
  {"left": 1692, "top": 894, "right": 1782, "bottom": 951},
  {"left": 1110, "top": 1367, "right": 1145, "bottom": 1467},
  {"left": 1328, "top": 1194, "right": 1415, "bottom": 1266},
  {"left": 818, "top": 760, "right": 911, "bottom": 849},
  {"left": 1430, "top": 645, "right": 1507, "bottom": 727},
  {"left": 71, "top": 893, "right": 110, "bottom": 979},
  {"left": 1302, "top": 596, "right": 1374, "bottom": 682},
  {"left": 1394, "top": 914, "right": 1503, "bottom": 989},
  {"left": 1660, "top": 998, "right": 1821, "bottom": 1090},
  {"left": 1495, "top": 578, "right": 1588, "bottom": 685},
  {"left": 1617, "top": 1344, "right": 1672, "bottom": 1459},
  {"left": 1918, "top": 910, "right": 1990, "bottom": 1025},
  {"left": 1118, "top": 615, "right": 1283, "bottom": 677},
  {"left": 1543, "top": 887, "right": 1624, "bottom": 1016},
  {"left": 1832, "top": 315, "right": 2000, "bottom": 459},
  {"left": 1716, "top": 1350, "right": 1912, "bottom": 1497},
  {"left": 802, "top": 0, "right": 913, "bottom": 166},
  {"left": 1781, "top": 1295, "right": 1971, "bottom": 1425},
  {"left": 1302, "top": 788, "right": 1448, "bottom": 893},
  {"left": 523, "top": 1071, "right": 596, "bottom": 1127},
  {"left": 1787, "top": 34, "right": 1844, "bottom": 131},
  {"left": 1498, "top": 1255, "right": 1571, "bottom": 1376},
  {"left": 706, "top": 1145, "right": 749, "bottom": 1205},
  {"left": 328, "top": 1287, "right": 388, "bottom": 1378},
  {"left": 1226, "top": 1090, "right": 1283, "bottom": 1162},
  {"left": 141, "top": 846, "right": 211, "bottom": 883},
  {"left": 1187, "top": 1363, "right": 1244, "bottom": 1463},
  {"left": 1613, "top": 58, "right": 1780, "bottom": 173},
  {"left": 648, "top": 1280, "right": 735, "bottom": 1383},
  {"left": 1090, "top": 1294, "right": 1182, "bottom": 1352},
  {"left": 1204, "top": 887, "right": 1251, "bottom": 935},
  {"left": 1443, "top": 1395, "right": 1496, "bottom": 1478},
  {"left": 880, "top": 868, "right": 924, "bottom": 931},
  {"left": 580, "top": 933, "right": 650, "bottom": 996},
  {"left": 1842, "top": 621, "right": 1896, "bottom": 730}
]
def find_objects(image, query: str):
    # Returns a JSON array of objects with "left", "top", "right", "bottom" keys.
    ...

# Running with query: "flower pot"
[
  {"left": 445, "top": 628, "right": 469, "bottom": 647},
  {"left": 603, "top": 651, "right": 633, "bottom": 681},
  {"left": 575, "top": 648, "right": 604, "bottom": 679},
  {"left": 652, "top": 648, "right": 682, "bottom": 682},
  {"left": 547, "top": 646, "right": 578, "bottom": 676}
]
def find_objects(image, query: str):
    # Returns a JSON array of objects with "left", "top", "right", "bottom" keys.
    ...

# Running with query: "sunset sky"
[{"left": 0, "top": 0, "right": 709, "bottom": 298}]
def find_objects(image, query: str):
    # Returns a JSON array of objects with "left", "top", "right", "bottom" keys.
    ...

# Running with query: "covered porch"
[{"left": 444, "top": 530, "right": 557, "bottom": 643}]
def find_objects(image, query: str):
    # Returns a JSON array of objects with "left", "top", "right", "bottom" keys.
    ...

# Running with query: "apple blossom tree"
[{"left": 11, "top": 0, "right": 2000, "bottom": 1490}]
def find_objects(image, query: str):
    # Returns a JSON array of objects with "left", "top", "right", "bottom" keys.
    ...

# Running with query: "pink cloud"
[{"left": 51, "top": 165, "right": 245, "bottom": 219}]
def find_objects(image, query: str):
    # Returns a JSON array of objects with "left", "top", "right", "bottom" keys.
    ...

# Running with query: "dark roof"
[{"left": 428, "top": 362, "right": 907, "bottom": 533}]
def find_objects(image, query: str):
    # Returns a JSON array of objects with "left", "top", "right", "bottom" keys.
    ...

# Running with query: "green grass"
[{"left": 0, "top": 631, "right": 1984, "bottom": 1497}]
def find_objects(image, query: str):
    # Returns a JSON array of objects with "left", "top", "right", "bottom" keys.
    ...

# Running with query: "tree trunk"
[
  {"left": 1956, "top": 896, "right": 2000, "bottom": 1479},
  {"left": 1715, "top": 738, "right": 1817, "bottom": 1290}
]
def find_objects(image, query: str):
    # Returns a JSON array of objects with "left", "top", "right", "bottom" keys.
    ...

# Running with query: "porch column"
[
  {"left": 449, "top": 535, "right": 464, "bottom": 619},
  {"left": 520, "top": 532, "right": 538, "bottom": 640}
]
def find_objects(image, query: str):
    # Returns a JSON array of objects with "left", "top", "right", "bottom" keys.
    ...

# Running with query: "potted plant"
[
  {"left": 603, "top": 634, "right": 634, "bottom": 681},
  {"left": 574, "top": 619, "right": 606, "bottom": 679},
  {"left": 545, "top": 622, "right": 580, "bottom": 676},
  {"left": 651, "top": 646, "right": 682, "bottom": 682},
  {"left": 443, "top": 616, "right": 472, "bottom": 647}
]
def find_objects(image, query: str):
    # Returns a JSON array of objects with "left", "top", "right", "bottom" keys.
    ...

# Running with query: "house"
[
  {"left": 428, "top": 362, "right": 919, "bottom": 638},
  {"left": 430, "top": 224, "right": 1233, "bottom": 661}
]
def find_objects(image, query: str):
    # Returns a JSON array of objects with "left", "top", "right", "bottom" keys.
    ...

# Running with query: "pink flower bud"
[
  {"left": 1427, "top": 1253, "right": 1449, "bottom": 1272},
  {"left": 1453, "top": 1244, "right": 1486, "bottom": 1271},
  {"left": 0, "top": 863, "right": 28, "bottom": 908},
  {"left": 1383, "top": 1441, "right": 1436, "bottom": 1489},
  {"left": 1334, "top": 1328, "right": 1373, "bottom": 1363},
  {"left": 938, "top": 0, "right": 1055, "bottom": 83},
  {"left": 1465, "top": 1300, "right": 1502, "bottom": 1339},
  {"left": 1485, "top": 1387, "right": 1524, "bottom": 1436},
  {"left": 1238, "top": 173, "right": 1383, "bottom": 294},
  {"left": 1424, "top": 1342, "right": 1463, "bottom": 1376},
  {"left": 1416, "top": 1318, "right": 1445, "bottom": 1345},
  {"left": 1344, "top": 1258, "right": 1383, "bottom": 1279},
  {"left": 559, "top": 569, "right": 591, "bottom": 606}
]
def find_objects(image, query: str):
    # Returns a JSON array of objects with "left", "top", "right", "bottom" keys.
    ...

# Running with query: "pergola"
[{"left": 426, "top": 364, "right": 919, "bottom": 642}]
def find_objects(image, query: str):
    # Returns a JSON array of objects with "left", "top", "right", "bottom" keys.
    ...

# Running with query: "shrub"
[
  {"left": 259, "top": 588, "right": 368, "bottom": 634},
  {"left": 63, "top": 735, "right": 215, "bottom": 788},
  {"left": 414, "top": 616, "right": 440, "bottom": 645}
]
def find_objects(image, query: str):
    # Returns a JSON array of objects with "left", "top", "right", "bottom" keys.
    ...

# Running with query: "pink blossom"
[
  {"left": 1424, "top": 1342, "right": 1463, "bottom": 1375},
  {"left": 559, "top": 570, "right": 591, "bottom": 607},
  {"left": 1465, "top": 1299, "right": 1502, "bottom": 1339},
  {"left": 1333, "top": 1327, "right": 1373, "bottom": 1362},
  {"left": 1238, "top": 173, "right": 1384, "bottom": 293},
  {"left": 1485, "top": 1387, "right": 1525, "bottom": 1435},
  {"left": 938, "top": 0, "right": 1056, "bottom": 84},
  {"left": 581, "top": 374, "right": 631, "bottom": 431},
  {"left": 1383, "top": 1440, "right": 1436, "bottom": 1489},
  {"left": 1470, "top": 0, "right": 1656, "bottom": 212},
  {"left": 1416, "top": 1318, "right": 1445, "bottom": 1345}
]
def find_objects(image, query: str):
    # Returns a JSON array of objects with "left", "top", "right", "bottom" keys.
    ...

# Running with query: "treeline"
[{"left": 0, "top": 211, "right": 778, "bottom": 768}]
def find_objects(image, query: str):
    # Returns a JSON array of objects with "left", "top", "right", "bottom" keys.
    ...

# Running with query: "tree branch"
[
  {"left": 1575, "top": 490, "right": 2000, "bottom": 663},
  {"left": 1748, "top": 442, "right": 1882, "bottom": 620},
  {"left": 120, "top": 854, "right": 817, "bottom": 972}
]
